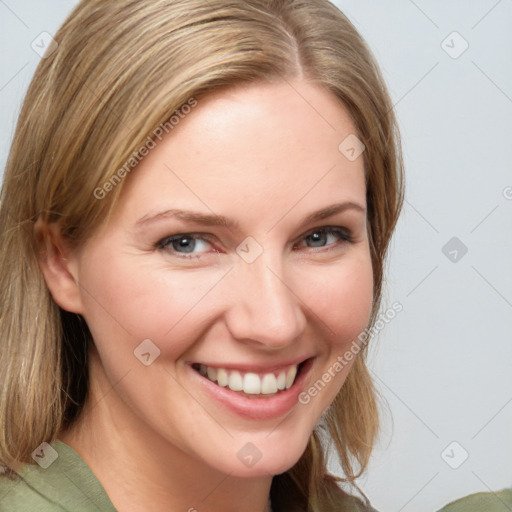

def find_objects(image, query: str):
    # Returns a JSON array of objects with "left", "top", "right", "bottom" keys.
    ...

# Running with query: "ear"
[{"left": 33, "top": 218, "right": 84, "bottom": 314}]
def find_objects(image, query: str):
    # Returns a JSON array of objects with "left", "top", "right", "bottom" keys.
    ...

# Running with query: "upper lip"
[{"left": 190, "top": 355, "right": 314, "bottom": 373}]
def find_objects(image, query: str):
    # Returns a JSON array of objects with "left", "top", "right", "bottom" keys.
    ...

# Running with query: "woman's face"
[{"left": 63, "top": 80, "right": 373, "bottom": 477}]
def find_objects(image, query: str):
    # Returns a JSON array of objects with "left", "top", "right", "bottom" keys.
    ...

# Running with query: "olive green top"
[
  {"left": 437, "top": 487, "right": 512, "bottom": 511},
  {"left": 0, "top": 440, "right": 116, "bottom": 511},
  {"left": 0, "top": 440, "right": 510, "bottom": 511}
]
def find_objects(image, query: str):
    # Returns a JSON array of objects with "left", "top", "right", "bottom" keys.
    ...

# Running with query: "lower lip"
[{"left": 189, "top": 359, "right": 313, "bottom": 421}]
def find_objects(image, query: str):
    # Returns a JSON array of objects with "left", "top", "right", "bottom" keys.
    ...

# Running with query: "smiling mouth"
[{"left": 191, "top": 360, "right": 309, "bottom": 397}]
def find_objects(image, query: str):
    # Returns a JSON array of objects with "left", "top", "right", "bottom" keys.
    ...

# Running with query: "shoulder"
[
  {"left": 437, "top": 488, "right": 512, "bottom": 512},
  {"left": 0, "top": 470, "right": 61, "bottom": 511},
  {"left": 0, "top": 441, "right": 116, "bottom": 511}
]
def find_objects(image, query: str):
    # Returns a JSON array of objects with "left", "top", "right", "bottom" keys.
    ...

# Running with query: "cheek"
[
  {"left": 299, "top": 252, "right": 373, "bottom": 416},
  {"left": 77, "top": 249, "right": 228, "bottom": 357},
  {"left": 298, "top": 252, "right": 374, "bottom": 346}
]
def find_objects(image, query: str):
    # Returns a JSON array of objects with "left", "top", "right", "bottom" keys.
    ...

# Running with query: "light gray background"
[{"left": 1, "top": 1, "right": 511, "bottom": 511}]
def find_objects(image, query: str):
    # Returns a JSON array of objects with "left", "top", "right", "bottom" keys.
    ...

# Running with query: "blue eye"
[
  {"left": 157, "top": 226, "right": 352, "bottom": 260},
  {"left": 297, "top": 227, "right": 353, "bottom": 249},
  {"left": 158, "top": 234, "right": 213, "bottom": 257}
]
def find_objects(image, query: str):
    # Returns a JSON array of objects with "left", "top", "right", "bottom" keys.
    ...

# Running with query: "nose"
[{"left": 223, "top": 253, "right": 307, "bottom": 349}]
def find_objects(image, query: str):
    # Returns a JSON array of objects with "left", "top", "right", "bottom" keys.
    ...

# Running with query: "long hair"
[{"left": 0, "top": 1, "right": 404, "bottom": 510}]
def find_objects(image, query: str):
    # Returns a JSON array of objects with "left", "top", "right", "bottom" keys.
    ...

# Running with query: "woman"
[{"left": 0, "top": 0, "right": 402, "bottom": 510}]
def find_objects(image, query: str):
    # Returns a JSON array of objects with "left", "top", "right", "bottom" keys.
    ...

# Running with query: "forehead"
[{"left": 114, "top": 80, "right": 366, "bottom": 229}]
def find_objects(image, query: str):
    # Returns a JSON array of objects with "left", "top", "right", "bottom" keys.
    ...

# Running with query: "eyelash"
[{"left": 156, "top": 226, "right": 354, "bottom": 260}]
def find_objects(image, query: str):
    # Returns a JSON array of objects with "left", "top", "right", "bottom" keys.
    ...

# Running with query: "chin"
[{"left": 218, "top": 429, "right": 313, "bottom": 479}]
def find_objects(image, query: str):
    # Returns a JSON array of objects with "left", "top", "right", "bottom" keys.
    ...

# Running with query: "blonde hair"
[{"left": 0, "top": 0, "right": 404, "bottom": 509}]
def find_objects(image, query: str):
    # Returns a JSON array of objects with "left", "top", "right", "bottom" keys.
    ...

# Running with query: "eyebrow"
[{"left": 134, "top": 201, "right": 366, "bottom": 232}]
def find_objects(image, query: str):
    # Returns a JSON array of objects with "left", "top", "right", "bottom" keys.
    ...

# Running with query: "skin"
[{"left": 36, "top": 80, "right": 374, "bottom": 512}]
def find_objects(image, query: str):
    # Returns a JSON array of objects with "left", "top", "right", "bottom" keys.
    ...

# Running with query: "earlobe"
[{"left": 33, "top": 218, "right": 84, "bottom": 314}]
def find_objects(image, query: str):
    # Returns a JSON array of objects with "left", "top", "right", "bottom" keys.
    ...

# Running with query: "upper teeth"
[{"left": 199, "top": 364, "right": 298, "bottom": 395}]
